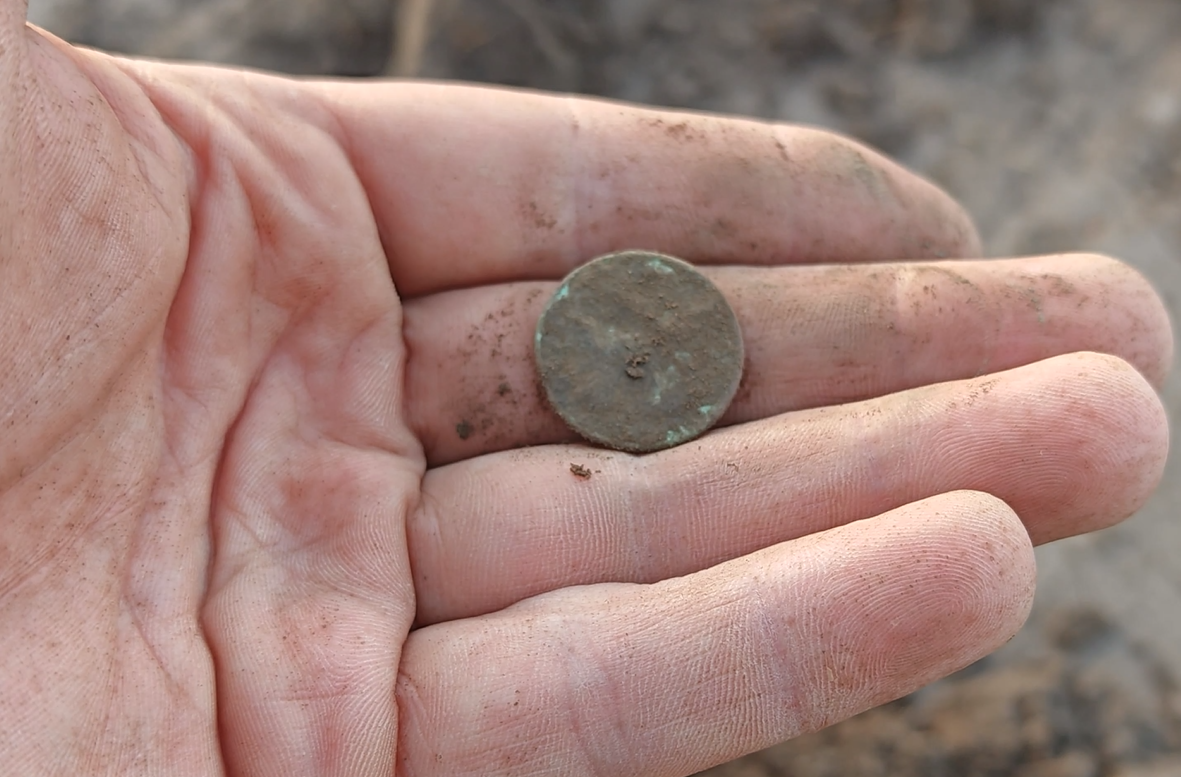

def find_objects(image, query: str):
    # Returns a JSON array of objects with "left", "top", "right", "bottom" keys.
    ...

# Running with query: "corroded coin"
[{"left": 534, "top": 250, "right": 744, "bottom": 453}]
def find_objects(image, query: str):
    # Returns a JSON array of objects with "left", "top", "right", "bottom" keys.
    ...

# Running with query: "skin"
[{"left": 0, "top": 2, "right": 1172, "bottom": 775}]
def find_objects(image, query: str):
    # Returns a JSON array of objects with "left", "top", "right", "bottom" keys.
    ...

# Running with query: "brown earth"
[{"left": 26, "top": 1, "right": 1181, "bottom": 774}]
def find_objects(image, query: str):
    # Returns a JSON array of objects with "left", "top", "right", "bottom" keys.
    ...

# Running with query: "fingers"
[
  {"left": 404, "top": 254, "right": 1173, "bottom": 466},
  {"left": 315, "top": 82, "right": 979, "bottom": 297},
  {"left": 397, "top": 491, "right": 1035, "bottom": 777},
  {"left": 410, "top": 352, "right": 1166, "bottom": 624}
]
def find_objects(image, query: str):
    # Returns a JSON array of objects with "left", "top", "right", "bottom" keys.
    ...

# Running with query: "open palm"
[{"left": 0, "top": 6, "right": 1171, "bottom": 776}]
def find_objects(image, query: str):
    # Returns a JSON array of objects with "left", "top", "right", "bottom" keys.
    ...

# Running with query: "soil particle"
[
  {"left": 569, "top": 463, "right": 592, "bottom": 479},
  {"left": 625, "top": 352, "right": 649, "bottom": 379}
]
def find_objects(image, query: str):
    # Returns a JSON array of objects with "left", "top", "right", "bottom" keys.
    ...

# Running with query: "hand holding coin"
[{"left": 0, "top": 10, "right": 1171, "bottom": 774}]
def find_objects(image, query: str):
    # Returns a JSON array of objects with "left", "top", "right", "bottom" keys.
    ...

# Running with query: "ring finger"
[{"left": 410, "top": 351, "right": 1168, "bottom": 624}]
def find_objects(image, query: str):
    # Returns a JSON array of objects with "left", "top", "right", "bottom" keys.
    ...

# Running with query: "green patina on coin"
[{"left": 534, "top": 250, "right": 745, "bottom": 453}]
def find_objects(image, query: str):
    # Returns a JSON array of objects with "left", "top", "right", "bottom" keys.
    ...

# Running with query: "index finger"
[{"left": 316, "top": 82, "right": 981, "bottom": 297}]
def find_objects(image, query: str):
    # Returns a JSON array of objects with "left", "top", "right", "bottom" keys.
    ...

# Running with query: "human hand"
[{"left": 0, "top": 4, "right": 1171, "bottom": 775}]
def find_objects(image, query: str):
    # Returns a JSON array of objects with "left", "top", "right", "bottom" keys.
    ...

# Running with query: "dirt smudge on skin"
[
  {"left": 773, "top": 136, "right": 792, "bottom": 164},
  {"left": 442, "top": 282, "right": 571, "bottom": 461},
  {"left": 525, "top": 200, "right": 558, "bottom": 231},
  {"left": 910, "top": 264, "right": 986, "bottom": 302},
  {"left": 642, "top": 115, "right": 706, "bottom": 143}
]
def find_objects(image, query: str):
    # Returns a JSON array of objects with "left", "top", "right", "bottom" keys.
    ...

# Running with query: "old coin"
[{"left": 534, "top": 250, "right": 744, "bottom": 453}]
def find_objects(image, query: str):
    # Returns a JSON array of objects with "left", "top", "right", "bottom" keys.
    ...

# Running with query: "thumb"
[
  {"left": 0, "top": 0, "right": 25, "bottom": 228},
  {"left": 0, "top": 16, "right": 187, "bottom": 488},
  {"left": 0, "top": 0, "right": 24, "bottom": 47},
  {"left": 0, "top": 0, "right": 25, "bottom": 95}
]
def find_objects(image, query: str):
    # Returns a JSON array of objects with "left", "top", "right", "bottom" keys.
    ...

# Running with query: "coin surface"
[{"left": 535, "top": 250, "right": 745, "bottom": 453}]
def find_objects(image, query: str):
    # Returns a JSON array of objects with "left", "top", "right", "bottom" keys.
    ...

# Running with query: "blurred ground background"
[{"left": 27, "top": 0, "right": 1181, "bottom": 774}]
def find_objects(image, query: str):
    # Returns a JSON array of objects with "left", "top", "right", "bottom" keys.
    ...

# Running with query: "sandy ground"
[{"left": 26, "top": 0, "right": 1181, "bottom": 774}]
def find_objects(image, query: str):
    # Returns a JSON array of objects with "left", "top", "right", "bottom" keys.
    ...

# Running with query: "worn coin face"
[{"left": 534, "top": 250, "right": 745, "bottom": 453}]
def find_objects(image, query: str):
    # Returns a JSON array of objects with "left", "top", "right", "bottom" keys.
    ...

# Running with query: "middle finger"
[{"left": 404, "top": 253, "right": 1170, "bottom": 465}]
